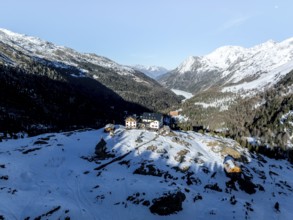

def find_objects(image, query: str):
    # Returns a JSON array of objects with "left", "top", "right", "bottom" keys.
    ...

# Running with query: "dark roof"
[{"left": 141, "top": 112, "right": 163, "bottom": 121}]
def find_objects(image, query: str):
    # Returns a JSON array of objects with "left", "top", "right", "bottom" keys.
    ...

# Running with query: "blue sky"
[{"left": 1, "top": 0, "right": 293, "bottom": 69}]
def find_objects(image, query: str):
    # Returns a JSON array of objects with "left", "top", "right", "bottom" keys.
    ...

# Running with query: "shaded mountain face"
[
  {"left": 0, "top": 28, "right": 180, "bottom": 134},
  {"left": 0, "top": 60, "right": 147, "bottom": 134},
  {"left": 159, "top": 39, "right": 293, "bottom": 94},
  {"left": 132, "top": 65, "right": 168, "bottom": 79}
]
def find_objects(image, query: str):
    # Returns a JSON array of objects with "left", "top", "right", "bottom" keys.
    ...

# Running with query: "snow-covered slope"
[
  {"left": 159, "top": 38, "right": 293, "bottom": 94},
  {"left": 0, "top": 127, "right": 292, "bottom": 219},
  {"left": 133, "top": 65, "right": 168, "bottom": 79},
  {"left": 171, "top": 89, "right": 194, "bottom": 100},
  {"left": 0, "top": 28, "right": 180, "bottom": 115},
  {"left": 0, "top": 28, "right": 135, "bottom": 77}
]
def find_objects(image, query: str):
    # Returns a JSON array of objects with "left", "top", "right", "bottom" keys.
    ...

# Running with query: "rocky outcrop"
[
  {"left": 95, "top": 138, "right": 114, "bottom": 159},
  {"left": 149, "top": 191, "right": 186, "bottom": 215}
]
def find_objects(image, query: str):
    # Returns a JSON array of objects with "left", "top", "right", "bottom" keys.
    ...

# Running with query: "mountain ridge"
[
  {"left": 132, "top": 65, "right": 168, "bottom": 79},
  {"left": 0, "top": 28, "right": 180, "bottom": 134},
  {"left": 159, "top": 37, "right": 293, "bottom": 94}
]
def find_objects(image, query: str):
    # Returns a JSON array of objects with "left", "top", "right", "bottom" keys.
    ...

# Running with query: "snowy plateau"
[{"left": 0, "top": 127, "right": 292, "bottom": 219}]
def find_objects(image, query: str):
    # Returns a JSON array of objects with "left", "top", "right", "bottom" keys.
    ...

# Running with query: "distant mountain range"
[
  {"left": 132, "top": 65, "right": 168, "bottom": 79},
  {"left": 159, "top": 38, "right": 293, "bottom": 94},
  {"left": 0, "top": 28, "right": 180, "bottom": 133}
]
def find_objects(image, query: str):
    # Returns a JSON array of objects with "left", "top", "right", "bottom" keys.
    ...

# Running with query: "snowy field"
[
  {"left": 171, "top": 89, "right": 194, "bottom": 100},
  {"left": 0, "top": 127, "right": 292, "bottom": 219}
]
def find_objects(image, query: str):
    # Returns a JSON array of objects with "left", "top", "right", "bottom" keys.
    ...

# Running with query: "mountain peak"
[
  {"left": 205, "top": 45, "right": 246, "bottom": 69},
  {"left": 0, "top": 28, "right": 45, "bottom": 45},
  {"left": 280, "top": 37, "right": 293, "bottom": 45},
  {"left": 133, "top": 65, "right": 169, "bottom": 79},
  {"left": 177, "top": 56, "right": 200, "bottom": 73},
  {"left": 0, "top": 28, "right": 22, "bottom": 38},
  {"left": 251, "top": 39, "right": 276, "bottom": 51},
  {"left": 160, "top": 37, "right": 293, "bottom": 94}
]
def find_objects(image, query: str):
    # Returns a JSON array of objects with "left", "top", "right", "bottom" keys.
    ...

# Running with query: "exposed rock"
[
  {"left": 204, "top": 183, "right": 223, "bottom": 192},
  {"left": 135, "top": 137, "right": 143, "bottom": 143},
  {"left": 194, "top": 157, "right": 204, "bottom": 164},
  {"left": 193, "top": 194, "right": 203, "bottom": 202},
  {"left": 118, "top": 160, "right": 130, "bottom": 168},
  {"left": 142, "top": 200, "right": 150, "bottom": 206},
  {"left": 174, "top": 149, "right": 190, "bottom": 163},
  {"left": 150, "top": 191, "right": 186, "bottom": 215},
  {"left": 22, "top": 147, "right": 41, "bottom": 155},
  {"left": 158, "top": 126, "right": 172, "bottom": 136},
  {"left": 226, "top": 179, "right": 238, "bottom": 192},
  {"left": 0, "top": 175, "right": 9, "bottom": 180},
  {"left": 34, "top": 206, "right": 61, "bottom": 219},
  {"left": 95, "top": 138, "right": 113, "bottom": 159},
  {"left": 251, "top": 167, "right": 266, "bottom": 180},
  {"left": 33, "top": 140, "right": 49, "bottom": 145},
  {"left": 201, "top": 166, "right": 210, "bottom": 174},
  {"left": 134, "top": 163, "right": 163, "bottom": 177},
  {"left": 274, "top": 202, "right": 280, "bottom": 212},
  {"left": 156, "top": 148, "right": 167, "bottom": 154},
  {"left": 146, "top": 145, "right": 157, "bottom": 152},
  {"left": 221, "top": 147, "right": 241, "bottom": 159},
  {"left": 237, "top": 176, "right": 256, "bottom": 194},
  {"left": 179, "top": 166, "right": 190, "bottom": 173},
  {"left": 171, "top": 137, "right": 191, "bottom": 147},
  {"left": 230, "top": 195, "right": 237, "bottom": 205},
  {"left": 257, "top": 184, "right": 265, "bottom": 191},
  {"left": 95, "top": 138, "right": 106, "bottom": 154}
]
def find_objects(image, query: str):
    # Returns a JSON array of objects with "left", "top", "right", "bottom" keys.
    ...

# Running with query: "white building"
[
  {"left": 141, "top": 112, "right": 163, "bottom": 130},
  {"left": 125, "top": 115, "right": 138, "bottom": 129}
]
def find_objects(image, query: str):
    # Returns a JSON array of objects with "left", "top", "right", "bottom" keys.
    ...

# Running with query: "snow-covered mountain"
[
  {"left": 159, "top": 38, "right": 293, "bottom": 94},
  {"left": 0, "top": 127, "right": 292, "bottom": 219},
  {"left": 0, "top": 28, "right": 136, "bottom": 77},
  {"left": 133, "top": 65, "right": 168, "bottom": 79},
  {"left": 0, "top": 28, "right": 180, "bottom": 133},
  {"left": 0, "top": 28, "right": 179, "bottom": 105}
]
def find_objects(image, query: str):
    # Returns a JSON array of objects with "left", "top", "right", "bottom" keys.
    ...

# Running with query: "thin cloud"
[{"left": 218, "top": 16, "right": 251, "bottom": 32}]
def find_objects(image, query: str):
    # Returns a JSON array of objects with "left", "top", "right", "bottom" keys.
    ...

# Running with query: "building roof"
[
  {"left": 141, "top": 112, "right": 163, "bottom": 121},
  {"left": 125, "top": 115, "right": 138, "bottom": 121},
  {"left": 169, "top": 111, "right": 179, "bottom": 116}
]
